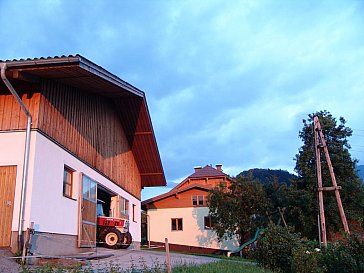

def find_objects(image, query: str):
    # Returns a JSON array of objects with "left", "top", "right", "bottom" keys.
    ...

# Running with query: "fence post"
[{"left": 165, "top": 238, "right": 171, "bottom": 273}]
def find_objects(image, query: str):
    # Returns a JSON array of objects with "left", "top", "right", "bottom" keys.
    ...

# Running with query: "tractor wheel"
[
  {"left": 99, "top": 228, "right": 122, "bottom": 249},
  {"left": 120, "top": 232, "right": 132, "bottom": 249}
]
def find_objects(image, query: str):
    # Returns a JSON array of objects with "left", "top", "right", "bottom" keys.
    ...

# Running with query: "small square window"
[
  {"left": 63, "top": 167, "right": 73, "bottom": 198},
  {"left": 204, "top": 216, "right": 214, "bottom": 230},
  {"left": 171, "top": 218, "right": 183, "bottom": 231}
]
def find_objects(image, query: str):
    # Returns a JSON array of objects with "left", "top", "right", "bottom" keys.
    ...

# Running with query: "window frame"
[
  {"left": 120, "top": 196, "right": 129, "bottom": 216},
  {"left": 204, "top": 216, "right": 214, "bottom": 230},
  {"left": 82, "top": 175, "right": 97, "bottom": 202},
  {"left": 192, "top": 195, "right": 205, "bottom": 206},
  {"left": 171, "top": 218, "right": 183, "bottom": 231},
  {"left": 63, "top": 166, "right": 74, "bottom": 199},
  {"left": 132, "top": 204, "right": 136, "bottom": 222}
]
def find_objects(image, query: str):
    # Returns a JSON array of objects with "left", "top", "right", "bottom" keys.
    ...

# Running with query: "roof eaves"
[
  {"left": 142, "top": 183, "right": 211, "bottom": 206},
  {"left": 0, "top": 54, "right": 145, "bottom": 98},
  {"left": 0, "top": 55, "right": 80, "bottom": 67},
  {"left": 78, "top": 55, "right": 145, "bottom": 98}
]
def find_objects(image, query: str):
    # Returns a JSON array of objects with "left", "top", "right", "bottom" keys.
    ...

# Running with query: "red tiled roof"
[
  {"left": 142, "top": 183, "right": 212, "bottom": 206},
  {"left": 142, "top": 165, "right": 232, "bottom": 207},
  {"left": 188, "top": 165, "right": 227, "bottom": 179}
]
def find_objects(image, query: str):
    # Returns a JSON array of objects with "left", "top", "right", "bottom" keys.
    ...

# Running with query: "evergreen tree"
[{"left": 292, "top": 110, "right": 364, "bottom": 238}]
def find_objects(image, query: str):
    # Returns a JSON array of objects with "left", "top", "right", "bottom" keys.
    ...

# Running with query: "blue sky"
[{"left": 1, "top": 0, "right": 363, "bottom": 200}]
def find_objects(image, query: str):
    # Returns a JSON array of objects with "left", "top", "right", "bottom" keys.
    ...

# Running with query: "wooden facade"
[
  {"left": 147, "top": 188, "right": 209, "bottom": 209},
  {"left": 38, "top": 79, "right": 142, "bottom": 198},
  {"left": 0, "top": 79, "right": 145, "bottom": 198}
]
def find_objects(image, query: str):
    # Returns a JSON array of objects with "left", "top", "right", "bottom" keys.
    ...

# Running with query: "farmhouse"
[
  {"left": 142, "top": 164, "right": 239, "bottom": 254},
  {"left": 0, "top": 55, "right": 165, "bottom": 255}
]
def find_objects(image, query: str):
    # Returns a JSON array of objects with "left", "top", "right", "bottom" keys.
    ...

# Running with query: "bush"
[
  {"left": 292, "top": 242, "right": 322, "bottom": 273},
  {"left": 253, "top": 224, "right": 301, "bottom": 273},
  {"left": 319, "top": 234, "right": 364, "bottom": 273},
  {"left": 254, "top": 224, "right": 364, "bottom": 273}
]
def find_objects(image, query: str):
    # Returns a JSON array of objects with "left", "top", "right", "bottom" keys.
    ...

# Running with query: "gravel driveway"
[
  {"left": 86, "top": 248, "right": 219, "bottom": 271},
  {"left": 0, "top": 249, "right": 20, "bottom": 273},
  {"left": 0, "top": 247, "right": 220, "bottom": 272}
]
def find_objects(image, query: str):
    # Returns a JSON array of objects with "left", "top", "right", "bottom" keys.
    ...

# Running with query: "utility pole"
[{"left": 314, "top": 116, "right": 350, "bottom": 247}]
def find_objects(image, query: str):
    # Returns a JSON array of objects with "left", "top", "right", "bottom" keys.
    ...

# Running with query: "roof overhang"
[
  {"left": 1, "top": 55, "right": 166, "bottom": 187},
  {"left": 142, "top": 183, "right": 212, "bottom": 208}
]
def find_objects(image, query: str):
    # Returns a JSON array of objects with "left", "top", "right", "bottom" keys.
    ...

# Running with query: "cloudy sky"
[{"left": 1, "top": 0, "right": 363, "bottom": 200}]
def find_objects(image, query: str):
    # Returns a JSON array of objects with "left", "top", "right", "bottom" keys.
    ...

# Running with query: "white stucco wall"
[
  {"left": 147, "top": 207, "right": 239, "bottom": 251},
  {"left": 0, "top": 131, "right": 31, "bottom": 233},
  {"left": 0, "top": 131, "right": 141, "bottom": 242}
]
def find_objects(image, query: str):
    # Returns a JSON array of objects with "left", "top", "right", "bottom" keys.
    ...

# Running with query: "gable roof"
[
  {"left": 0, "top": 55, "right": 166, "bottom": 187},
  {"left": 142, "top": 183, "right": 212, "bottom": 207},
  {"left": 188, "top": 165, "right": 226, "bottom": 179},
  {"left": 173, "top": 165, "right": 229, "bottom": 190},
  {"left": 142, "top": 164, "right": 232, "bottom": 207}
]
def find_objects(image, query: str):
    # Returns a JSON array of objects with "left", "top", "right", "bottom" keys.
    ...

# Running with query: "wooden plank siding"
[
  {"left": 0, "top": 81, "right": 41, "bottom": 130},
  {"left": 0, "top": 79, "right": 142, "bottom": 198},
  {"left": 38, "top": 80, "right": 142, "bottom": 198}
]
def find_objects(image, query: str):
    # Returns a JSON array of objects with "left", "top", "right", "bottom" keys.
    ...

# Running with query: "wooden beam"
[
  {"left": 129, "top": 131, "right": 153, "bottom": 136},
  {"left": 318, "top": 186, "right": 342, "bottom": 191},
  {"left": 314, "top": 116, "right": 327, "bottom": 247},
  {"left": 315, "top": 116, "right": 350, "bottom": 235},
  {"left": 140, "top": 173, "right": 163, "bottom": 176}
]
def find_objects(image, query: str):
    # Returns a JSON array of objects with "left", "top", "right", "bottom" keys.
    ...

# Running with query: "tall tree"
[
  {"left": 208, "top": 176, "right": 271, "bottom": 244},
  {"left": 292, "top": 110, "right": 364, "bottom": 238}
]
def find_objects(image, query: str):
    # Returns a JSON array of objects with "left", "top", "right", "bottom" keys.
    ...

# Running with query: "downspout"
[{"left": 0, "top": 63, "right": 32, "bottom": 249}]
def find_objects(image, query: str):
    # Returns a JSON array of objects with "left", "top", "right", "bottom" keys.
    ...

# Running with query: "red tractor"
[{"left": 97, "top": 201, "right": 132, "bottom": 249}]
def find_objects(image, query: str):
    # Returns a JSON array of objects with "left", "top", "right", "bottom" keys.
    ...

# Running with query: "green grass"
[{"left": 172, "top": 260, "right": 271, "bottom": 273}]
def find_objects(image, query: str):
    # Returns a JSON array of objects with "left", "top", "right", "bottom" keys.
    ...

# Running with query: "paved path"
[{"left": 86, "top": 248, "right": 219, "bottom": 271}]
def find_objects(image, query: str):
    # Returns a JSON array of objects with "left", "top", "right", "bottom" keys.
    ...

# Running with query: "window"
[
  {"left": 132, "top": 204, "right": 136, "bottom": 222},
  {"left": 63, "top": 166, "right": 74, "bottom": 198},
  {"left": 82, "top": 175, "right": 97, "bottom": 202},
  {"left": 204, "top": 216, "right": 214, "bottom": 230},
  {"left": 171, "top": 218, "right": 183, "bottom": 231},
  {"left": 192, "top": 195, "right": 205, "bottom": 206},
  {"left": 120, "top": 197, "right": 129, "bottom": 216}
]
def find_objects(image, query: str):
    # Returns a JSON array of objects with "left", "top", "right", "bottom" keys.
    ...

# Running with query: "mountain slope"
[{"left": 237, "top": 168, "right": 297, "bottom": 186}]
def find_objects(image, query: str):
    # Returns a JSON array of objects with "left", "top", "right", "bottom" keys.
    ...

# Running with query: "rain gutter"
[{"left": 0, "top": 62, "right": 32, "bottom": 248}]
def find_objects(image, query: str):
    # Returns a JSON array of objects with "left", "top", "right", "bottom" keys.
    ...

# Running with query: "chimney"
[
  {"left": 194, "top": 166, "right": 202, "bottom": 173},
  {"left": 216, "top": 164, "right": 222, "bottom": 171}
]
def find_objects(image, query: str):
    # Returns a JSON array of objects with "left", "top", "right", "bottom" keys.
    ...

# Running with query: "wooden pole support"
[
  {"left": 21, "top": 222, "right": 34, "bottom": 265},
  {"left": 165, "top": 238, "right": 171, "bottom": 273}
]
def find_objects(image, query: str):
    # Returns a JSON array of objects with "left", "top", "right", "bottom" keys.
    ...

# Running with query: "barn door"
[
  {"left": 78, "top": 174, "right": 97, "bottom": 247},
  {"left": 0, "top": 166, "right": 17, "bottom": 247}
]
